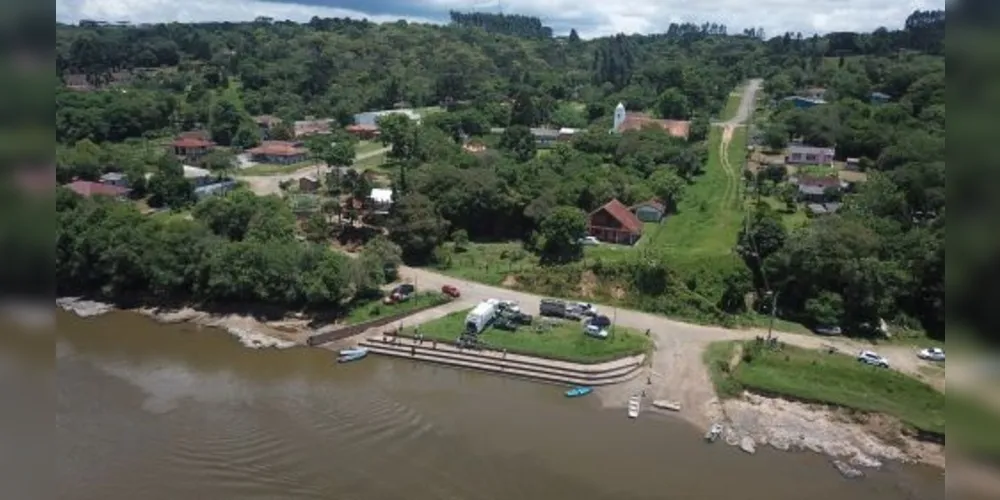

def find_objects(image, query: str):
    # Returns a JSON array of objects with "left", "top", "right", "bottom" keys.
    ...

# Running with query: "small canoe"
[
  {"left": 652, "top": 400, "right": 682, "bottom": 412},
  {"left": 337, "top": 348, "right": 369, "bottom": 363},
  {"left": 339, "top": 347, "right": 367, "bottom": 356},
  {"left": 705, "top": 423, "right": 723, "bottom": 442},
  {"left": 565, "top": 386, "right": 593, "bottom": 398},
  {"left": 627, "top": 395, "right": 641, "bottom": 418}
]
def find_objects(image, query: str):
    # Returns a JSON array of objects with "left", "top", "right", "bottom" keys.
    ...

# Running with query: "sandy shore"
[{"left": 57, "top": 297, "right": 297, "bottom": 349}]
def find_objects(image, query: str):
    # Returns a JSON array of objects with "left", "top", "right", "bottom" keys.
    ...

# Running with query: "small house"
[
  {"left": 845, "top": 158, "right": 861, "bottom": 171},
  {"left": 630, "top": 199, "right": 666, "bottom": 223},
  {"left": 870, "top": 92, "right": 891, "bottom": 105},
  {"left": 246, "top": 141, "right": 309, "bottom": 165},
  {"left": 786, "top": 145, "right": 835, "bottom": 166},
  {"left": 182, "top": 165, "right": 214, "bottom": 187},
  {"left": 171, "top": 132, "right": 215, "bottom": 159},
  {"left": 99, "top": 172, "right": 129, "bottom": 187},
  {"left": 794, "top": 176, "right": 846, "bottom": 203},
  {"left": 65, "top": 180, "right": 130, "bottom": 199},
  {"left": 346, "top": 124, "right": 379, "bottom": 140},
  {"left": 194, "top": 180, "right": 237, "bottom": 200},
  {"left": 802, "top": 87, "right": 827, "bottom": 100},
  {"left": 254, "top": 115, "right": 282, "bottom": 138},
  {"left": 298, "top": 174, "right": 320, "bottom": 193},
  {"left": 530, "top": 128, "right": 561, "bottom": 148},
  {"left": 557, "top": 127, "right": 579, "bottom": 142},
  {"left": 354, "top": 109, "right": 422, "bottom": 127},
  {"left": 807, "top": 202, "right": 842, "bottom": 216},
  {"left": 294, "top": 119, "right": 333, "bottom": 138},
  {"left": 587, "top": 198, "right": 643, "bottom": 245},
  {"left": 782, "top": 96, "right": 827, "bottom": 109},
  {"left": 462, "top": 140, "right": 487, "bottom": 154},
  {"left": 368, "top": 188, "right": 394, "bottom": 213}
]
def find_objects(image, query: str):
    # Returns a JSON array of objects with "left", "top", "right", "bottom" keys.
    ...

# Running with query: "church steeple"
[{"left": 611, "top": 102, "right": 627, "bottom": 133}]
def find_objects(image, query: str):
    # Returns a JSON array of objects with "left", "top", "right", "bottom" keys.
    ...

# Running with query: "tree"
[
  {"left": 647, "top": 168, "right": 686, "bottom": 213},
  {"left": 688, "top": 115, "right": 710, "bottom": 142},
  {"left": 377, "top": 113, "right": 419, "bottom": 160},
  {"left": 537, "top": 206, "right": 586, "bottom": 264},
  {"left": 568, "top": 28, "right": 581, "bottom": 44},
  {"left": 360, "top": 235, "right": 403, "bottom": 282},
  {"left": 302, "top": 212, "right": 331, "bottom": 243},
  {"left": 499, "top": 125, "right": 536, "bottom": 162},
  {"left": 762, "top": 123, "right": 789, "bottom": 151},
  {"left": 199, "top": 149, "right": 236, "bottom": 178},
  {"left": 148, "top": 156, "right": 195, "bottom": 209},
  {"left": 387, "top": 194, "right": 449, "bottom": 264},
  {"left": 209, "top": 99, "right": 247, "bottom": 146},
  {"left": 452, "top": 228, "right": 469, "bottom": 252},
  {"left": 656, "top": 88, "right": 690, "bottom": 119},
  {"left": 804, "top": 291, "right": 845, "bottom": 326},
  {"left": 232, "top": 122, "right": 261, "bottom": 150}
]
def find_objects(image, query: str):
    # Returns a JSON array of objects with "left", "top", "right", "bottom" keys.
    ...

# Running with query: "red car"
[{"left": 442, "top": 284, "right": 461, "bottom": 298}]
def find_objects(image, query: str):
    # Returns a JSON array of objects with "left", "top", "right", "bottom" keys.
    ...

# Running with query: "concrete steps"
[{"left": 357, "top": 337, "right": 645, "bottom": 386}]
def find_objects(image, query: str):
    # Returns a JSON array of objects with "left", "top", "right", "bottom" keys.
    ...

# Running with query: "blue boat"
[
  {"left": 564, "top": 386, "right": 593, "bottom": 398},
  {"left": 337, "top": 347, "right": 369, "bottom": 363},
  {"left": 339, "top": 347, "right": 367, "bottom": 356}
]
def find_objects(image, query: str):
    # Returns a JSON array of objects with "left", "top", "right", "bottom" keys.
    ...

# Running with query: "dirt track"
[{"left": 236, "top": 147, "right": 390, "bottom": 196}]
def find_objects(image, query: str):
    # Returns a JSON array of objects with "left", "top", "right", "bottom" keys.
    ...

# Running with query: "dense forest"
[{"left": 53, "top": 10, "right": 947, "bottom": 341}]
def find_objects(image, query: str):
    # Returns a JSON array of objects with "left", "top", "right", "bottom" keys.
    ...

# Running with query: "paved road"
[
  {"left": 237, "top": 147, "right": 390, "bottom": 196},
  {"left": 712, "top": 78, "right": 763, "bottom": 127}
]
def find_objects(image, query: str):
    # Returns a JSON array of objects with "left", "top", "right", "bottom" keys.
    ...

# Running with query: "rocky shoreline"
[
  {"left": 713, "top": 392, "right": 945, "bottom": 477},
  {"left": 56, "top": 297, "right": 296, "bottom": 349}
]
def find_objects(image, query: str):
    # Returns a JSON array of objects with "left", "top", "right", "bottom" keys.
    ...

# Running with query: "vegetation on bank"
[
  {"left": 343, "top": 292, "right": 449, "bottom": 325},
  {"left": 704, "top": 340, "right": 945, "bottom": 434},
  {"left": 407, "top": 310, "right": 651, "bottom": 363}
]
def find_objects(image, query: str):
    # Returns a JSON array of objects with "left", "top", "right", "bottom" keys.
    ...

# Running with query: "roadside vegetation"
[
  {"left": 705, "top": 340, "right": 945, "bottom": 434},
  {"left": 407, "top": 310, "right": 651, "bottom": 363},
  {"left": 343, "top": 292, "right": 450, "bottom": 325}
]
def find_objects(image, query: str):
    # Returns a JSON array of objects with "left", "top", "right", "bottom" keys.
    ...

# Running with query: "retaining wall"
[{"left": 306, "top": 300, "right": 448, "bottom": 346}]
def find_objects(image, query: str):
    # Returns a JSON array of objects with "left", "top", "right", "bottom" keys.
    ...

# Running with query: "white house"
[{"left": 369, "top": 188, "right": 394, "bottom": 213}]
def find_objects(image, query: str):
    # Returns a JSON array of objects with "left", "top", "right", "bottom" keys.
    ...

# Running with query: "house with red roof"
[
  {"left": 170, "top": 131, "right": 216, "bottom": 160},
  {"left": 65, "top": 180, "right": 130, "bottom": 199},
  {"left": 246, "top": 140, "right": 309, "bottom": 164},
  {"left": 587, "top": 198, "right": 643, "bottom": 245},
  {"left": 346, "top": 124, "right": 379, "bottom": 140}
]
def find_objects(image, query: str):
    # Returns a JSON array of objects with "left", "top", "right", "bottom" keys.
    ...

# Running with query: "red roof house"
[
  {"left": 246, "top": 141, "right": 309, "bottom": 165},
  {"left": 170, "top": 132, "right": 216, "bottom": 159},
  {"left": 65, "top": 180, "right": 130, "bottom": 199},
  {"left": 587, "top": 198, "right": 643, "bottom": 245},
  {"left": 346, "top": 124, "right": 379, "bottom": 140}
]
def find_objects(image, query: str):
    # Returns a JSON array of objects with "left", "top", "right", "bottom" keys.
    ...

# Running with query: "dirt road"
[
  {"left": 236, "top": 147, "right": 390, "bottom": 196},
  {"left": 721, "top": 78, "right": 762, "bottom": 127}
]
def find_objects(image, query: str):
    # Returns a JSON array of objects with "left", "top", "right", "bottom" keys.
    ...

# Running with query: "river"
[{"left": 45, "top": 310, "right": 945, "bottom": 500}]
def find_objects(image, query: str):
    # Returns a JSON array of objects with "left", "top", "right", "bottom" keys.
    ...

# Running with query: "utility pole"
[{"left": 766, "top": 290, "right": 779, "bottom": 341}]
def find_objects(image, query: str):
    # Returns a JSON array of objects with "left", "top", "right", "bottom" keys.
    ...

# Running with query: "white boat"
[
  {"left": 652, "top": 400, "right": 682, "bottom": 412},
  {"left": 705, "top": 423, "right": 723, "bottom": 442},
  {"left": 627, "top": 395, "right": 641, "bottom": 418}
]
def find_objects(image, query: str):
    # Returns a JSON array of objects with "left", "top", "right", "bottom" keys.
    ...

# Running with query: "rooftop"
[
  {"left": 65, "top": 180, "right": 129, "bottom": 198},
  {"left": 591, "top": 198, "right": 643, "bottom": 235},
  {"left": 247, "top": 141, "right": 309, "bottom": 157},
  {"left": 294, "top": 119, "right": 333, "bottom": 137},
  {"left": 182, "top": 165, "right": 211, "bottom": 178},
  {"left": 617, "top": 113, "right": 690, "bottom": 139},
  {"left": 369, "top": 188, "right": 393, "bottom": 204},
  {"left": 788, "top": 144, "right": 835, "bottom": 155},
  {"left": 171, "top": 136, "right": 215, "bottom": 148}
]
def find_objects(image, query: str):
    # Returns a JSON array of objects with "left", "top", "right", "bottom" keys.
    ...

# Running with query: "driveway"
[{"left": 713, "top": 78, "right": 762, "bottom": 127}]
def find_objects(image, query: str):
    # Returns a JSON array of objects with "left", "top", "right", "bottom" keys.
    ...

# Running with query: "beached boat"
[
  {"left": 627, "top": 395, "right": 641, "bottom": 418},
  {"left": 339, "top": 347, "right": 367, "bottom": 356},
  {"left": 705, "top": 423, "right": 723, "bottom": 442},
  {"left": 337, "top": 347, "right": 369, "bottom": 363},
  {"left": 564, "top": 386, "right": 593, "bottom": 398},
  {"left": 652, "top": 400, "right": 681, "bottom": 412}
]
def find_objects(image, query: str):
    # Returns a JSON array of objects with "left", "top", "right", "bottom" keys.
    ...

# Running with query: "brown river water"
[{"left": 36, "top": 310, "right": 947, "bottom": 499}]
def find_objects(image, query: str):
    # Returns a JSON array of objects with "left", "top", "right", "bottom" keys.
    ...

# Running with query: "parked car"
[
  {"left": 498, "top": 300, "right": 521, "bottom": 313},
  {"left": 539, "top": 298, "right": 568, "bottom": 318},
  {"left": 857, "top": 350, "right": 890, "bottom": 368},
  {"left": 441, "top": 284, "right": 461, "bottom": 298},
  {"left": 813, "top": 325, "right": 842, "bottom": 336},
  {"left": 589, "top": 315, "right": 611, "bottom": 329},
  {"left": 578, "top": 236, "right": 600, "bottom": 246},
  {"left": 917, "top": 347, "right": 945, "bottom": 362},
  {"left": 584, "top": 323, "right": 609, "bottom": 339},
  {"left": 384, "top": 283, "right": 416, "bottom": 304},
  {"left": 574, "top": 302, "right": 598, "bottom": 317}
]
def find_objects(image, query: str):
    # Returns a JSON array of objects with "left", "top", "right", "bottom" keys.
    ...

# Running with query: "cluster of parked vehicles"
[{"left": 540, "top": 299, "right": 609, "bottom": 339}]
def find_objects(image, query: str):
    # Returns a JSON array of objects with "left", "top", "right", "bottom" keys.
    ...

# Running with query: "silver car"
[{"left": 857, "top": 350, "right": 890, "bottom": 368}]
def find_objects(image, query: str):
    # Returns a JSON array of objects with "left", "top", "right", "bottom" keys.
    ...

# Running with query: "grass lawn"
[
  {"left": 356, "top": 140, "right": 385, "bottom": 156},
  {"left": 641, "top": 126, "right": 746, "bottom": 260},
  {"left": 720, "top": 84, "right": 745, "bottom": 121},
  {"left": 435, "top": 241, "right": 630, "bottom": 286},
  {"left": 756, "top": 196, "right": 809, "bottom": 231},
  {"left": 237, "top": 161, "right": 316, "bottom": 175},
  {"left": 706, "top": 340, "right": 946, "bottom": 434},
  {"left": 408, "top": 308, "right": 652, "bottom": 363},
  {"left": 343, "top": 292, "right": 449, "bottom": 325},
  {"left": 354, "top": 151, "right": 390, "bottom": 172}
]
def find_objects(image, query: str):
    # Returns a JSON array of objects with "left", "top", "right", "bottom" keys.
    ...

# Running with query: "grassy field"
[
  {"left": 705, "top": 340, "right": 946, "bottom": 434},
  {"left": 408, "top": 309, "right": 652, "bottom": 363},
  {"left": 354, "top": 151, "right": 390, "bottom": 172},
  {"left": 343, "top": 292, "right": 449, "bottom": 325},
  {"left": 640, "top": 126, "right": 747, "bottom": 261},
  {"left": 719, "top": 85, "right": 745, "bottom": 121},
  {"left": 356, "top": 140, "right": 385, "bottom": 155},
  {"left": 434, "top": 241, "right": 631, "bottom": 286}
]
